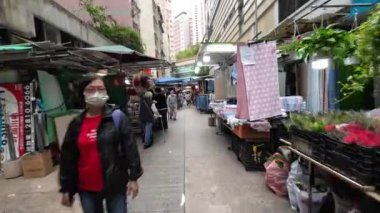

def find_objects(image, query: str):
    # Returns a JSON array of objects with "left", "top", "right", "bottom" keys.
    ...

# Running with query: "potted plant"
[
  {"left": 280, "top": 27, "right": 354, "bottom": 63},
  {"left": 340, "top": 5, "right": 380, "bottom": 100}
]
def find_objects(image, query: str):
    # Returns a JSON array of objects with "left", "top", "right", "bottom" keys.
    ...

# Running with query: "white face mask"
[{"left": 84, "top": 91, "right": 109, "bottom": 107}]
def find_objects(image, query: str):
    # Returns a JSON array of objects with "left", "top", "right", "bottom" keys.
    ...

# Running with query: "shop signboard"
[
  {"left": 350, "top": 0, "right": 380, "bottom": 15},
  {"left": 23, "top": 82, "right": 34, "bottom": 153},
  {"left": 0, "top": 83, "right": 25, "bottom": 163},
  {"left": 143, "top": 69, "right": 152, "bottom": 75}
]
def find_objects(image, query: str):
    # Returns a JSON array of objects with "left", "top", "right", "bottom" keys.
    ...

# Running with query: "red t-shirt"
[{"left": 77, "top": 115, "right": 104, "bottom": 192}]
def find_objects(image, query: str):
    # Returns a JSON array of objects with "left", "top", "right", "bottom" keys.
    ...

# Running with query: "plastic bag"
[
  {"left": 295, "top": 184, "right": 328, "bottom": 213},
  {"left": 264, "top": 153, "right": 290, "bottom": 196},
  {"left": 287, "top": 160, "right": 303, "bottom": 210}
]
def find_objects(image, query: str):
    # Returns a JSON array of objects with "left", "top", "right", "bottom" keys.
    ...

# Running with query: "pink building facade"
[{"left": 55, "top": 0, "right": 133, "bottom": 27}]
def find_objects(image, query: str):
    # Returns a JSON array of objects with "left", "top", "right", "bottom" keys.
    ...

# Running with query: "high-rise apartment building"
[
  {"left": 55, "top": 0, "right": 133, "bottom": 28},
  {"left": 204, "top": 0, "right": 310, "bottom": 43},
  {"left": 172, "top": 12, "right": 192, "bottom": 57},
  {"left": 191, "top": 0, "right": 206, "bottom": 45},
  {"left": 139, "top": 0, "right": 165, "bottom": 58},
  {"left": 131, "top": 0, "right": 141, "bottom": 33},
  {"left": 155, "top": 0, "right": 173, "bottom": 61}
]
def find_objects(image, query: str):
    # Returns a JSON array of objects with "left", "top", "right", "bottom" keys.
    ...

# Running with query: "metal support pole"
[{"left": 308, "top": 162, "right": 315, "bottom": 213}]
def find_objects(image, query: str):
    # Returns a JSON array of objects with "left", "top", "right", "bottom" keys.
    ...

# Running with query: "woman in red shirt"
[{"left": 60, "top": 76, "right": 143, "bottom": 213}]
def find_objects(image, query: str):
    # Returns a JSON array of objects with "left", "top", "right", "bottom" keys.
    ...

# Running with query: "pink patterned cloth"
[
  {"left": 238, "top": 42, "right": 282, "bottom": 121},
  {"left": 236, "top": 44, "right": 250, "bottom": 120}
]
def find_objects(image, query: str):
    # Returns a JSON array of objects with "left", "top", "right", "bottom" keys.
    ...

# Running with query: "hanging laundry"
[{"left": 238, "top": 42, "right": 282, "bottom": 121}]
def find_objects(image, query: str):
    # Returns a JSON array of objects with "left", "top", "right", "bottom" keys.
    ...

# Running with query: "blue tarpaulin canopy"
[{"left": 155, "top": 77, "right": 183, "bottom": 84}]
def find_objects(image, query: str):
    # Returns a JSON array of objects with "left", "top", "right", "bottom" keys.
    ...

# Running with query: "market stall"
[
  {"left": 197, "top": 42, "right": 287, "bottom": 170},
  {"left": 0, "top": 42, "right": 120, "bottom": 178},
  {"left": 197, "top": 1, "right": 380, "bottom": 211},
  {"left": 261, "top": 2, "right": 380, "bottom": 212},
  {"left": 280, "top": 111, "right": 380, "bottom": 212},
  {"left": 0, "top": 42, "right": 168, "bottom": 179}
]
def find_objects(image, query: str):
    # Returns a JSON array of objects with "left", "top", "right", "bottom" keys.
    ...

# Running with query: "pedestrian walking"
[
  {"left": 138, "top": 91, "right": 155, "bottom": 149},
  {"left": 153, "top": 87, "right": 168, "bottom": 130},
  {"left": 167, "top": 90, "right": 178, "bottom": 120},
  {"left": 60, "top": 75, "right": 143, "bottom": 213},
  {"left": 185, "top": 92, "right": 192, "bottom": 106},
  {"left": 177, "top": 92, "right": 184, "bottom": 109}
]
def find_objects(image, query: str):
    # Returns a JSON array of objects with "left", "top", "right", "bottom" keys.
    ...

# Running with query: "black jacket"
[
  {"left": 153, "top": 94, "right": 167, "bottom": 110},
  {"left": 59, "top": 105, "right": 143, "bottom": 196},
  {"left": 139, "top": 98, "right": 154, "bottom": 123}
]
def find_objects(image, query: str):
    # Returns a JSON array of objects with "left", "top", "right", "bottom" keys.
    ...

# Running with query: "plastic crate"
[
  {"left": 231, "top": 136, "right": 241, "bottom": 157},
  {"left": 350, "top": 165, "right": 377, "bottom": 186},
  {"left": 325, "top": 150, "right": 354, "bottom": 175},
  {"left": 291, "top": 127, "right": 324, "bottom": 144},
  {"left": 238, "top": 140, "right": 269, "bottom": 171}
]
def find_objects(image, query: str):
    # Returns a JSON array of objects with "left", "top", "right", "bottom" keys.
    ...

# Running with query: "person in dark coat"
[
  {"left": 153, "top": 87, "right": 168, "bottom": 130},
  {"left": 59, "top": 75, "right": 143, "bottom": 213},
  {"left": 139, "top": 91, "right": 155, "bottom": 149}
]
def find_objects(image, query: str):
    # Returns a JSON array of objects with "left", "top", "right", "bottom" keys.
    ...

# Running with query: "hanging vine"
[
  {"left": 80, "top": 0, "right": 145, "bottom": 53},
  {"left": 340, "top": 5, "right": 380, "bottom": 97},
  {"left": 280, "top": 5, "right": 380, "bottom": 99}
]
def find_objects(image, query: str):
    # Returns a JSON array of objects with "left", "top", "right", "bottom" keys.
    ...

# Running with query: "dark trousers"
[
  {"left": 158, "top": 109, "right": 168, "bottom": 130},
  {"left": 79, "top": 191, "right": 127, "bottom": 213}
]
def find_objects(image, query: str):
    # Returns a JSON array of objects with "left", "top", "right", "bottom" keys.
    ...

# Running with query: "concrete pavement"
[{"left": 0, "top": 107, "right": 293, "bottom": 213}]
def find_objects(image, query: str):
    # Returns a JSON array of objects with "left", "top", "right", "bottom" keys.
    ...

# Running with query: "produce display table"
[
  {"left": 280, "top": 138, "right": 380, "bottom": 204},
  {"left": 215, "top": 114, "right": 270, "bottom": 171}
]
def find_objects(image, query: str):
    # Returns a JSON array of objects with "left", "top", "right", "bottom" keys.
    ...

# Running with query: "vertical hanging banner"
[
  {"left": 0, "top": 84, "right": 25, "bottom": 162},
  {"left": 23, "top": 82, "right": 34, "bottom": 153},
  {"left": 239, "top": 42, "right": 282, "bottom": 121}
]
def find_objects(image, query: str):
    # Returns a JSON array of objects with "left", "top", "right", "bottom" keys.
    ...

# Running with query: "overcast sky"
[{"left": 172, "top": 0, "right": 193, "bottom": 17}]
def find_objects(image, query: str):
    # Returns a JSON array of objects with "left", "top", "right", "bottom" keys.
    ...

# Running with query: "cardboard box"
[
  {"left": 3, "top": 158, "right": 23, "bottom": 179},
  {"left": 22, "top": 151, "right": 53, "bottom": 178}
]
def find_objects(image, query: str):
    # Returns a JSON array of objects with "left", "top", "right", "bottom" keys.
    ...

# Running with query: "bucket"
[
  {"left": 208, "top": 117, "right": 216, "bottom": 126},
  {"left": 3, "top": 158, "right": 23, "bottom": 179}
]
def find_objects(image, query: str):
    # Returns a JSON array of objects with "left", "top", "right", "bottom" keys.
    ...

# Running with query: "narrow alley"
[{"left": 0, "top": 107, "right": 292, "bottom": 213}]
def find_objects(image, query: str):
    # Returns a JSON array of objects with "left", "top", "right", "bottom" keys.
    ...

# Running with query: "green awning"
[
  {"left": 0, "top": 43, "right": 32, "bottom": 52},
  {"left": 82, "top": 45, "right": 160, "bottom": 63},
  {"left": 84, "top": 45, "right": 135, "bottom": 54}
]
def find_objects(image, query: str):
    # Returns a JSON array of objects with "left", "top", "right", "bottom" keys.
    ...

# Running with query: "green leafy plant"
[
  {"left": 280, "top": 27, "right": 354, "bottom": 63},
  {"left": 196, "top": 67, "right": 211, "bottom": 76},
  {"left": 175, "top": 44, "right": 200, "bottom": 60},
  {"left": 340, "top": 5, "right": 380, "bottom": 96},
  {"left": 298, "top": 27, "right": 353, "bottom": 61},
  {"left": 80, "top": 0, "right": 144, "bottom": 53},
  {"left": 280, "top": 38, "right": 301, "bottom": 55}
]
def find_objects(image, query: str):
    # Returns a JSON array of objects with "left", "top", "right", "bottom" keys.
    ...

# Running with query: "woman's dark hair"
[
  {"left": 155, "top": 87, "right": 162, "bottom": 93},
  {"left": 77, "top": 75, "right": 105, "bottom": 101}
]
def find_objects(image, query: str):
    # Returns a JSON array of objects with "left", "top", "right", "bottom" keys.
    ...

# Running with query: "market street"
[{"left": 0, "top": 107, "right": 292, "bottom": 213}]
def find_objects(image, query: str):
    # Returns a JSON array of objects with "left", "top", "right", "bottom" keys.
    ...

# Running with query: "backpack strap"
[{"left": 112, "top": 109, "right": 122, "bottom": 130}]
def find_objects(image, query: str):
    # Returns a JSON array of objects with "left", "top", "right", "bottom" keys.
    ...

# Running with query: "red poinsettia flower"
[
  {"left": 343, "top": 135, "right": 356, "bottom": 144},
  {"left": 324, "top": 125, "right": 336, "bottom": 132}
]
